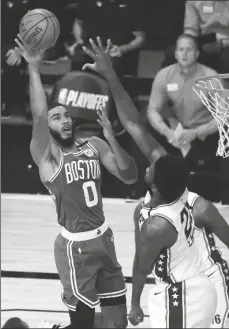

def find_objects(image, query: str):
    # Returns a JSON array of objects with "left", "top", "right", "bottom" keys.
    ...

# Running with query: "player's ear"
[{"left": 195, "top": 49, "right": 200, "bottom": 60}]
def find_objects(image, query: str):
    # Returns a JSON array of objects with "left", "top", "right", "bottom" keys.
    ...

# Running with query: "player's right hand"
[
  {"left": 128, "top": 305, "right": 144, "bottom": 326},
  {"left": 82, "top": 36, "right": 114, "bottom": 77},
  {"left": 14, "top": 34, "right": 44, "bottom": 67}
]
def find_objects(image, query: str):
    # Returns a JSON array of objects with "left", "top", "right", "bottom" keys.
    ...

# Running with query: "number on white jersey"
[
  {"left": 82, "top": 181, "right": 98, "bottom": 207},
  {"left": 180, "top": 202, "right": 195, "bottom": 247}
]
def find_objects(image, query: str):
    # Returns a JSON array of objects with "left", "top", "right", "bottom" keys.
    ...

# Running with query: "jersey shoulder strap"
[
  {"left": 148, "top": 189, "right": 189, "bottom": 233},
  {"left": 76, "top": 137, "right": 100, "bottom": 157},
  {"left": 187, "top": 191, "right": 199, "bottom": 207}
]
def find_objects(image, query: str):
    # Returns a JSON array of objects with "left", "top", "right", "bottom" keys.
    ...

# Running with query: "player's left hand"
[
  {"left": 175, "top": 129, "right": 197, "bottom": 146},
  {"left": 82, "top": 37, "right": 114, "bottom": 77},
  {"left": 97, "top": 109, "right": 115, "bottom": 141},
  {"left": 6, "top": 49, "right": 22, "bottom": 66},
  {"left": 128, "top": 305, "right": 144, "bottom": 326}
]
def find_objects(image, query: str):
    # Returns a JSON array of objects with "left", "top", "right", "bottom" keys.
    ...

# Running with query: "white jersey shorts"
[
  {"left": 208, "top": 264, "right": 229, "bottom": 328},
  {"left": 148, "top": 273, "right": 217, "bottom": 328}
]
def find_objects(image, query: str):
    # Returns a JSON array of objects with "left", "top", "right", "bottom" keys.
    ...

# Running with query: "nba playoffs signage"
[
  {"left": 58, "top": 89, "right": 109, "bottom": 111},
  {"left": 52, "top": 71, "right": 111, "bottom": 121}
]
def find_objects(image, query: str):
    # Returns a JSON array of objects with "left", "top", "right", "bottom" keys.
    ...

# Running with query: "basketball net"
[{"left": 193, "top": 74, "right": 229, "bottom": 158}]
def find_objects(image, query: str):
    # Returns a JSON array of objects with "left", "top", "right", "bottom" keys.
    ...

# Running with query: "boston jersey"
[
  {"left": 45, "top": 138, "right": 105, "bottom": 233},
  {"left": 188, "top": 192, "right": 229, "bottom": 272},
  {"left": 140, "top": 189, "right": 204, "bottom": 284}
]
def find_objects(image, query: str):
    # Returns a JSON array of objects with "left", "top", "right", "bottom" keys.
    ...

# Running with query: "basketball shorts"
[
  {"left": 54, "top": 224, "right": 126, "bottom": 310},
  {"left": 148, "top": 273, "right": 217, "bottom": 328},
  {"left": 207, "top": 262, "right": 229, "bottom": 328}
]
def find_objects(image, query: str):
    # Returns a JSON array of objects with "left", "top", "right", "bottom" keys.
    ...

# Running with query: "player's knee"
[
  {"left": 69, "top": 300, "right": 95, "bottom": 328},
  {"left": 99, "top": 295, "right": 128, "bottom": 328}
]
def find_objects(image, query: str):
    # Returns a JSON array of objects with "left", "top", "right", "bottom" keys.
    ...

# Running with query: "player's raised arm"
[
  {"left": 90, "top": 109, "right": 138, "bottom": 184},
  {"left": 82, "top": 37, "right": 166, "bottom": 164},
  {"left": 192, "top": 196, "right": 229, "bottom": 248},
  {"left": 15, "top": 36, "right": 57, "bottom": 167}
]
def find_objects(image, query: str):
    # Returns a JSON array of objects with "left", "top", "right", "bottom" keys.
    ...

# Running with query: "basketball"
[{"left": 19, "top": 9, "right": 60, "bottom": 50}]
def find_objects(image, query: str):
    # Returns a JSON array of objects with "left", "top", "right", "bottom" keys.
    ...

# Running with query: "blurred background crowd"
[{"left": 2, "top": 0, "right": 229, "bottom": 204}]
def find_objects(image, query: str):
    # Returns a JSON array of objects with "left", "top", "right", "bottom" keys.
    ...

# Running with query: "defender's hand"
[{"left": 82, "top": 37, "right": 114, "bottom": 76}]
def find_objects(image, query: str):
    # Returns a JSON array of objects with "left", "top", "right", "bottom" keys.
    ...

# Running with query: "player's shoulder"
[
  {"left": 88, "top": 136, "right": 103, "bottom": 148},
  {"left": 142, "top": 214, "right": 177, "bottom": 239},
  {"left": 187, "top": 191, "right": 199, "bottom": 207},
  {"left": 141, "top": 215, "right": 178, "bottom": 248},
  {"left": 192, "top": 195, "right": 213, "bottom": 227},
  {"left": 87, "top": 136, "right": 107, "bottom": 155},
  {"left": 192, "top": 195, "right": 212, "bottom": 215},
  {"left": 76, "top": 136, "right": 100, "bottom": 157}
]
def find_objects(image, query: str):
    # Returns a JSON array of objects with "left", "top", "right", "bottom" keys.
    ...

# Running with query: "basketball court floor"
[{"left": 2, "top": 193, "right": 229, "bottom": 328}]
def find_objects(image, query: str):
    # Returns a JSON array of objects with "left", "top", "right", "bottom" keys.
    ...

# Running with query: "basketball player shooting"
[{"left": 14, "top": 35, "right": 138, "bottom": 329}]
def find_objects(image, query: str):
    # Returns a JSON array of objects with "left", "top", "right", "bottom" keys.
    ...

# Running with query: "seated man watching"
[
  {"left": 184, "top": 0, "right": 229, "bottom": 73},
  {"left": 147, "top": 33, "right": 229, "bottom": 204},
  {"left": 147, "top": 34, "right": 217, "bottom": 162}
]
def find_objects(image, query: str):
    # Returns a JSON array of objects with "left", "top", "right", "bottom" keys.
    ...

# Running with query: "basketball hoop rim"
[{"left": 194, "top": 73, "right": 229, "bottom": 93}]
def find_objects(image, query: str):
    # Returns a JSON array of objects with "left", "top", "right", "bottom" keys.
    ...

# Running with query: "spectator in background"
[
  {"left": 162, "top": 1, "right": 229, "bottom": 73},
  {"left": 2, "top": 0, "right": 63, "bottom": 117},
  {"left": 184, "top": 0, "right": 229, "bottom": 73},
  {"left": 65, "top": 0, "right": 145, "bottom": 78},
  {"left": 2, "top": 0, "right": 30, "bottom": 117},
  {"left": 164, "top": 0, "right": 186, "bottom": 48},
  {"left": 147, "top": 34, "right": 229, "bottom": 204},
  {"left": 147, "top": 34, "right": 218, "bottom": 162}
]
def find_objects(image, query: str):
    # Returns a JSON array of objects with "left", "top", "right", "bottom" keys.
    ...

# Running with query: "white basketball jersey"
[
  {"left": 188, "top": 192, "right": 229, "bottom": 272},
  {"left": 140, "top": 189, "right": 204, "bottom": 284}
]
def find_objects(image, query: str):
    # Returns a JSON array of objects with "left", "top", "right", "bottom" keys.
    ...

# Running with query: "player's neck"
[
  {"left": 51, "top": 137, "right": 76, "bottom": 153},
  {"left": 61, "top": 143, "right": 78, "bottom": 153},
  {"left": 148, "top": 191, "right": 166, "bottom": 208}
]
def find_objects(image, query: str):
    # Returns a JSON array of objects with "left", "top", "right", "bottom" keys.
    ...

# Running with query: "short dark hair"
[
  {"left": 176, "top": 33, "right": 200, "bottom": 51},
  {"left": 154, "top": 155, "right": 189, "bottom": 203},
  {"left": 47, "top": 100, "right": 63, "bottom": 111}
]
